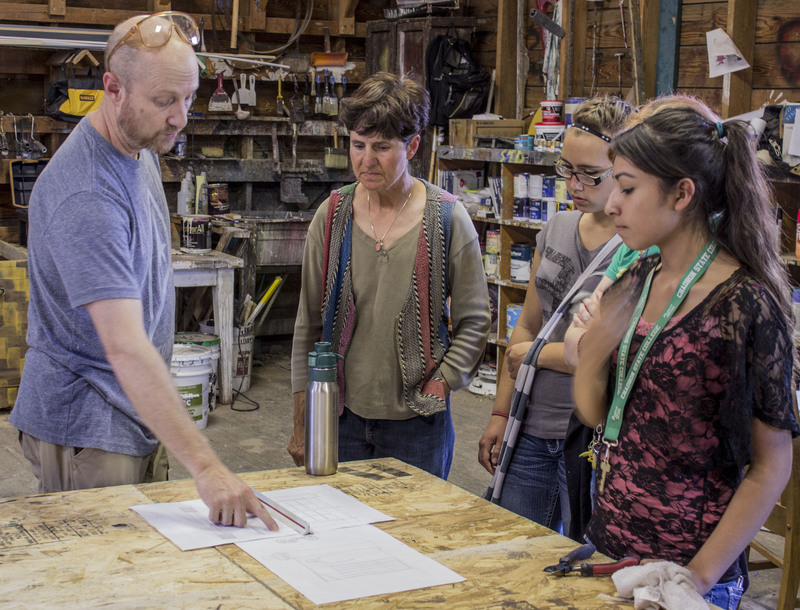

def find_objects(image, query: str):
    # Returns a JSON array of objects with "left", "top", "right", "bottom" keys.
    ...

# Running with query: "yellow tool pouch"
[{"left": 45, "top": 66, "right": 104, "bottom": 123}]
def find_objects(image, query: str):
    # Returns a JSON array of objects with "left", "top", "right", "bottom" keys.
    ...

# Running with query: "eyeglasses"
[
  {"left": 554, "top": 160, "right": 613, "bottom": 186},
  {"left": 106, "top": 11, "right": 200, "bottom": 67}
]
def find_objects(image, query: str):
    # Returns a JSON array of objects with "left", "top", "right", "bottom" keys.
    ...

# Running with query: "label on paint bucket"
[
  {"left": 510, "top": 243, "right": 533, "bottom": 283},
  {"left": 171, "top": 344, "right": 212, "bottom": 429},
  {"left": 180, "top": 215, "right": 212, "bottom": 254}
]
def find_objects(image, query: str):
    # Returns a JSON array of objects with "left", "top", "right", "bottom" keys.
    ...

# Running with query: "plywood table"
[
  {"left": 172, "top": 250, "right": 243, "bottom": 405},
  {"left": 0, "top": 458, "right": 635, "bottom": 608}
]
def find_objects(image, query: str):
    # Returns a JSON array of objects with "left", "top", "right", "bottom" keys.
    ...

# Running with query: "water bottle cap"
[{"left": 308, "top": 342, "right": 342, "bottom": 370}]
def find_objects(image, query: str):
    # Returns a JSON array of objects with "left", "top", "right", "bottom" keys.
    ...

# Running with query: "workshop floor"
[{"left": 0, "top": 350, "right": 783, "bottom": 608}]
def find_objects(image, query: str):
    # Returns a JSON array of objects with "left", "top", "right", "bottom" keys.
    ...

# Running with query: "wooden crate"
[
  {"left": 448, "top": 119, "right": 526, "bottom": 147},
  {"left": 0, "top": 258, "right": 29, "bottom": 409}
]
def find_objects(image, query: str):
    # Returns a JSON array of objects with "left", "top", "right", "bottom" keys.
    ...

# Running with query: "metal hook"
[{"left": 28, "top": 112, "right": 46, "bottom": 155}]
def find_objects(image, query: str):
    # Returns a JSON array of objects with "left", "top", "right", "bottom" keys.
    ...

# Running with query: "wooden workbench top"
[{"left": 0, "top": 459, "right": 632, "bottom": 608}]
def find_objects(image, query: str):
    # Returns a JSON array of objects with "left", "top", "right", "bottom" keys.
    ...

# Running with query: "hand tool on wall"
[
  {"left": 314, "top": 74, "right": 323, "bottom": 117},
  {"left": 0, "top": 114, "right": 9, "bottom": 157},
  {"left": 231, "top": 76, "right": 250, "bottom": 120},
  {"left": 249, "top": 74, "right": 257, "bottom": 107},
  {"left": 28, "top": 113, "right": 46, "bottom": 156},
  {"left": 329, "top": 74, "right": 339, "bottom": 117},
  {"left": 276, "top": 72, "right": 285, "bottom": 116},
  {"left": 302, "top": 74, "right": 310, "bottom": 115},
  {"left": 230, "top": 0, "right": 240, "bottom": 49},
  {"left": 208, "top": 73, "right": 233, "bottom": 112},
  {"left": 322, "top": 69, "right": 331, "bottom": 115},
  {"left": 232, "top": 73, "right": 247, "bottom": 105},
  {"left": 310, "top": 27, "right": 348, "bottom": 67}
]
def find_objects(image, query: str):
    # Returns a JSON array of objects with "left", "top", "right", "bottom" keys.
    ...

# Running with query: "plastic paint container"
[
  {"left": 527, "top": 174, "right": 544, "bottom": 200},
  {"left": 565, "top": 97, "right": 587, "bottom": 126},
  {"left": 528, "top": 199, "right": 542, "bottom": 222},
  {"left": 542, "top": 199, "right": 557, "bottom": 222},
  {"left": 510, "top": 243, "right": 533, "bottom": 283},
  {"left": 171, "top": 344, "right": 212, "bottom": 429},
  {"left": 180, "top": 215, "right": 212, "bottom": 253},
  {"left": 506, "top": 303, "right": 524, "bottom": 341},
  {"left": 175, "top": 332, "right": 220, "bottom": 411},
  {"left": 540, "top": 99, "right": 564, "bottom": 123},
  {"left": 534, "top": 122, "right": 565, "bottom": 152}
]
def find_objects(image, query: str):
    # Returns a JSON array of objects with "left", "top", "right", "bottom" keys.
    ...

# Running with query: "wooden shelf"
[
  {"left": 159, "top": 158, "right": 351, "bottom": 183},
  {"left": 183, "top": 117, "right": 347, "bottom": 137},
  {"left": 438, "top": 145, "right": 560, "bottom": 166}
]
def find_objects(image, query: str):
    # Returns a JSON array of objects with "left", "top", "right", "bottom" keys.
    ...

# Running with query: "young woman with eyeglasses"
[{"left": 478, "top": 97, "right": 635, "bottom": 535}]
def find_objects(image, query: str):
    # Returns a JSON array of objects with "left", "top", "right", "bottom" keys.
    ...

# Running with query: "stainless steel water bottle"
[{"left": 305, "top": 342, "right": 342, "bottom": 475}]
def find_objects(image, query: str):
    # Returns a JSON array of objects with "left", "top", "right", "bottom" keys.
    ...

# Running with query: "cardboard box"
[{"left": 449, "top": 119, "right": 526, "bottom": 147}]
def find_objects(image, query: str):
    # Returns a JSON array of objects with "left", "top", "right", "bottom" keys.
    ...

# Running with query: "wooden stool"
[{"left": 748, "top": 436, "right": 800, "bottom": 610}]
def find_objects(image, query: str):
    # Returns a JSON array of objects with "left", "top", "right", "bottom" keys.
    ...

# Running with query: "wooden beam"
[
  {"left": 721, "top": 0, "right": 756, "bottom": 118},
  {"left": 655, "top": 0, "right": 681, "bottom": 96},
  {"left": 146, "top": 0, "right": 170, "bottom": 11},
  {"left": 557, "top": 0, "right": 572, "bottom": 100},
  {"left": 570, "top": 0, "right": 587, "bottom": 98},
  {"left": 48, "top": 0, "right": 65, "bottom": 17},
  {"left": 0, "top": 6, "right": 367, "bottom": 37},
  {"left": 640, "top": 0, "right": 659, "bottom": 100},
  {"left": 495, "top": 0, "right": 520, "bottom": 119},
  {"left": 627, "top": 0, "right": 646, "bottom": 106},
  {"left": 244, "top": 0, "right": 267, "bottom": 32},
  {"left": 336, "top": 0, "right": 359, "bottom": 36}
]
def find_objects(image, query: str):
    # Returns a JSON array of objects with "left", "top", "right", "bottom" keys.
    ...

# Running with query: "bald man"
[{"left": 11, "top": 13, "right": 277, "bottom": 530}]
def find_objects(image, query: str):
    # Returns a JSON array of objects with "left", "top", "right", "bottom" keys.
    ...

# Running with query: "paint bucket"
[
  {"left": 170, "top": 344, "right": 212, "bottom": 429},
  {"left": 514, "top": 134, "right": 534, "bottom": 150},
  {"left": 540, "top": 99, "right": 564, "bottom": 123},
  {"left": 180, "top": 215, "right": 212, "bottom": 253},
  {"left": 510, "top": 243, "right": 533, "bottom": 283},
  {"left": 208, "top": 183, "right": 230, "bottom": 216},
  {"left": 506, "top": 303, "right": 523, "bottom": 341},
  {"left": 175, "top": 332, "right": 220, "bottom": 411},
  {"left": 565, "top": 97, "right": 587, "bottom": 126},
  {"left": 233, "top": 324, "right": 255, "bottom": 393},
  {"left": 534, "top": 122, "right": 565, "bottom": 152}
]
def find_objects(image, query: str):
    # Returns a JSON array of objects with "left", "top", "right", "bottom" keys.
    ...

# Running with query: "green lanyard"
[{"left": 603, "top": 241, "right": 719, "bottom": 444}]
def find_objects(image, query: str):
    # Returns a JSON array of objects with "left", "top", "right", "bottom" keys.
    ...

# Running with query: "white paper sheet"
[
  {"left": 706, "top": 28, "right": 750, "bottom": 78},
  {"left": 131, "top": 499, "right": 294, "bottom": 551},
  {"left": 130, "top": 484, "right": 394, "bottom": 551},
  {"left": 237, "top": 525, "right": 465, "bottom": 605}
]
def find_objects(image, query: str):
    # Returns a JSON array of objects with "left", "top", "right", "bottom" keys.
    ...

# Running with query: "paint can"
[
  {"left": 534, "top": 122, "right": 565, "bottom": 152},
  {"left": 540, "top": 99, "right": 564, "bottom": 123},
  {"left": 506, "top": 303, "right": 524, "bottom": 341},
  {"left": 170, "top": 344, "right": 212, "bottom": 429},
  {"left": 175, "top": 332, "right": 220, "bottom": 411},
  {"left": 565, "top": 97, "right": 587, "bottom": 126},
  {"left": 513, "top": 174, "right": 529, "bottom": 220},
  {"left": 510, "top": 243, "right": 533, "bottom": 283},
  {"left": 207, "top": 183, "right": 230, "bottom": 216},
  {"left": 233, "top": 324, "right": 255, "bottom": 393},
  {"left": 180, "top": 215, "right": 212, "bottom": 253}
]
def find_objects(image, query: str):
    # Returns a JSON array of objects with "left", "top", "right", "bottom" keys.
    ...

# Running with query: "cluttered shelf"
[
  {"left": 470, "top": 215, "right": 547, "bottom": 231},
  {"left": 438, "top": 145, "right": 560, "bottom": 166}
]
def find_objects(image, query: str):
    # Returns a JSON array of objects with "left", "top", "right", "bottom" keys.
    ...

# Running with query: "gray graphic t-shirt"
[{"left": 11, "top": 118, "right": 174, "bottom": 456}]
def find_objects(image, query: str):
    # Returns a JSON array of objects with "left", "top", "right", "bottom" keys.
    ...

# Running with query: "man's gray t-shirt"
[
  {"left": 523, "top": 211, "right": 616, "bottom": 439},
  {"left": 10, "top": 118, "right": 175, "bottom": 456}
]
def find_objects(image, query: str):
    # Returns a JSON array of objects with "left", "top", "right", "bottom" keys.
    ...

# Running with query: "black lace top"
[{"left": 587, "top": 256, "right": 798, "bottom": 580}]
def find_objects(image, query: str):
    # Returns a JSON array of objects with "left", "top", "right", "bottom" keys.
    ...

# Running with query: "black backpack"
[{"left": 425, "top": 34, "right": 491, "bottom": 128}]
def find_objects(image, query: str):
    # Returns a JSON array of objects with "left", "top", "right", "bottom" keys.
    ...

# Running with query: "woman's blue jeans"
[
  {"left": 498, "top": 432, "right": 570, "bottom": 534},
  {"left": 338, "top": 403, "right": 454, "bottom": 479},
  {"left": 703, "top": 575, "right": 746, "bottom": 609}
]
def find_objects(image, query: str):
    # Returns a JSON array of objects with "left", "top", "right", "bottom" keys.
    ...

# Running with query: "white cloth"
[{"left": 612, "top": 561, "right": 709, "bottom": 610}]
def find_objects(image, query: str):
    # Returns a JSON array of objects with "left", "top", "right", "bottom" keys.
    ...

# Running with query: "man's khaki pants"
[{"left": 19, "top": 432, "right": 169, "bottom": 493}]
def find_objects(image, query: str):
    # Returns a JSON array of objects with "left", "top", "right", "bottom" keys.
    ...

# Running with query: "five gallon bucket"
[
  {"left": 171, "top": 344, "right": 212, "bottom": 429},
  {"left": 175, "top": 332, "right": 220, "bottom": 411}
]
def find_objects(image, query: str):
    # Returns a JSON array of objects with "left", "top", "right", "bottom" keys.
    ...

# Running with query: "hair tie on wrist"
[
  {"left": 716, "top": 121, "right": 725, "bottom": 138},
  {"left": 491, "top": 411, "right": 510, "bottom": 419}
]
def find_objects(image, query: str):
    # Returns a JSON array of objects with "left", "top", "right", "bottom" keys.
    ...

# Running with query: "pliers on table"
[
  {"left": 544, "top": 543, "right": 639, "bottom": 577},
  {"left": 552, "top": 556, "right": 639, "bottom": 577}
]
